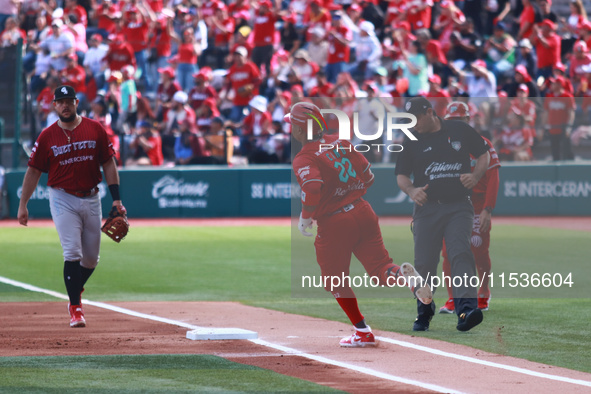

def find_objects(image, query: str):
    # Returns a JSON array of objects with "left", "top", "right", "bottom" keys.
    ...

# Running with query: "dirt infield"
[{"left": 1, "top": 301, "right": 590, "bottom": 393}]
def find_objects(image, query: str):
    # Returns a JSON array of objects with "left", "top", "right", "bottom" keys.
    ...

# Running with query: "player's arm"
[
  {"left": 17, "top": 167, "right": 43, "bottom": 226},
  {"left": 102, "top": 157, "right": 123, "bottom": 208},
  {"left": 479, "top": 167, "right": 499, "bottom": 233},
  {"left": 461, "top": 150, "right": 489, "bottom": 189}
]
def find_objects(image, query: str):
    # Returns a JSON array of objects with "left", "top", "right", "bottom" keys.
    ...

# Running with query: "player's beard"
[{"left": 59, "top": 112, "right": 77, "bottom": 123}]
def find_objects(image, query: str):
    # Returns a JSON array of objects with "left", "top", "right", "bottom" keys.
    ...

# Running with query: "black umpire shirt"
[{"left": 395, "top": 118, "right": 488, "bottom": 202}]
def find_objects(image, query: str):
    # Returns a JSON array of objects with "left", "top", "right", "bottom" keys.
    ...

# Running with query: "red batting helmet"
[
  {"left": 444, "top": 101, "right": 470, "bottom": 120},
  {"left": 283, "top": 102, "right": 327, "bottom": 136}
]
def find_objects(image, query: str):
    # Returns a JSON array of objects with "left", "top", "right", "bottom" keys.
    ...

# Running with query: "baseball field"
[{"left": 1, "top": 217, "right": 590, "bottom": 393}]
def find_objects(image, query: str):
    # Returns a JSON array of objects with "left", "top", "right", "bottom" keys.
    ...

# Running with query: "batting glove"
[{"left": 298, "top": 213, "right": 314, "bottom": 237}]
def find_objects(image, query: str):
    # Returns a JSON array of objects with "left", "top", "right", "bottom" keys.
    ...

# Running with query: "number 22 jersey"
[{"left": 292, "top": 134, "right": 373, "bottom": 219}]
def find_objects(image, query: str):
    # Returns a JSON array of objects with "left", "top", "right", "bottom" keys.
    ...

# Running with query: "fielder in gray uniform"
[
  {"left": 396, "top": 97, "right": 490, "bottom": 332},
  {"left": 17, "top": 85, "right": 125, "bottom": 328}
]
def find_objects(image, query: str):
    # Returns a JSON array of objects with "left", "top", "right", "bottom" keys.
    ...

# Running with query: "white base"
[{"left": 186, "top": 328, "right": 258, "bottom": 340}]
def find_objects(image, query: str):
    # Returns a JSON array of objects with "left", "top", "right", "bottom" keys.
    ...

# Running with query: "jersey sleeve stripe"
[{"left": 302, "top": 179, "right": 324, "bottom": 186}]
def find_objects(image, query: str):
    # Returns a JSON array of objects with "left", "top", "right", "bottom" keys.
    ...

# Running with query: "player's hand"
[
  {"left": 479, "top": 210, "right": 492, "bottom": 233},
  {"left": 460, "top": 173, "right": 479, "bottom": 189},
  {"left": 409, "top": 184, "right": 429, "bottom": 206},
  {"left": 298, "top": 213, "right": 314, "bottom": 237},
  {"left": 17, "top": 206, "right": 29, "bottom": 226}
]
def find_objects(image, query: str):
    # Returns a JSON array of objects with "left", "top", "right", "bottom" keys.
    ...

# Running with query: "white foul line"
[{"left": 2, "top": 275, "right": 590, "bottom": 390}]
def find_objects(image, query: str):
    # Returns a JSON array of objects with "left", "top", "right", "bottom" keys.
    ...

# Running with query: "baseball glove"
[
  {"left": 237, "top": 84, "right": 254, "bottom": 97},
  {"left": 101, "top": 205, "right": 129, "bottom": 243}
]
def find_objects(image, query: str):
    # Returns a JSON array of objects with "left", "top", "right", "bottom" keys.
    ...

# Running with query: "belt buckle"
[{"left": 343, "top": 204, "right": 354, "bottom": 212}]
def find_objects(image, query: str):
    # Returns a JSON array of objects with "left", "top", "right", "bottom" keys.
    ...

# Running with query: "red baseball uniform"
[
  {"left": 292, "top": 134, "right": 397, "bottom": 296},
  {"left": 28, "top": 118, "right": 115, "bottom": 192},
  {"left": 442, "top": 137, "right": 500, "bottom": 301},
  {"left": 544, "top": 92, "right": 576, "bottom": 135}
]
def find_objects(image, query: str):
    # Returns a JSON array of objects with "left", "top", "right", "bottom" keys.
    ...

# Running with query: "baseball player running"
[
  {"left": 17, "top": 85, "right": 126, "bottom": 328},
  {"left": 439, "top": 101, "right": 501, "bottom": 313},
  {"left": 288, "top": 101, "right": 432, "bottom": 347}
]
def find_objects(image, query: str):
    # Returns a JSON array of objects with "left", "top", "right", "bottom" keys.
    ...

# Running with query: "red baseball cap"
[
  {"left": 553, "top": 62, "right": 566, "bottom": 72},
  {"left": 91, "top": 34, "right": 103, "bottom": 43},
  {"left": 517, "top": 83, "right": 529, "bottom": 93},
  {"left": 444, "top": 101, "right": 470, "bottom": 119},
  {"left": 514, "top": 65, "right": 532, "bottom": 82},
  {"left": 540, "top": 19, "right": 556, "bottom": 30},
  {"left": 428, "top": 74, "right": 442, "bottom": 84},
  {"left": 158, "top": 67, "right": 175, "bottom": 78}
]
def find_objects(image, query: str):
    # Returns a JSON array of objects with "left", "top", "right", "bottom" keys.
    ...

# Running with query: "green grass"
[
  {"left": 1, "top": 224, "right": 591, "bottom": 375},
  {"left": 0, "top": 354, "right": 343, "bottom": 393}
]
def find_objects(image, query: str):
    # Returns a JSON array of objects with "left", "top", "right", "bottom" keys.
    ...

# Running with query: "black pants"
[
  {"left": 252, "top": 45, "right": 273, "bottom": 76},
  {"left": 412, "top": 199, "right": 478, "bottom": 316},
  {"left": 549, "top": 132, "right": 574, "bottom": 161}
]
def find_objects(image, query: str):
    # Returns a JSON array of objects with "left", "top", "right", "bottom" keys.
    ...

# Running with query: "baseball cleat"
[
  {"left": 413, "top": 301, "right": 436, "bottom": 331},
  {"left": 400, "top": 263, "right": 433, "bottom": 305},
  {"left": 478, "top": 294, "right": 490, "bottom": 311},
  {"left": 456, "top": 309, "right": 483, "bottom": 332},
  {"left": 339, "top": 326, "right": 377, "bottom": 347},
  {"left": 68, "top": 304, "right": 86, "bottom": 328},
  {"left": 439, "top": 298, "right": 455, "bottom": 314}
]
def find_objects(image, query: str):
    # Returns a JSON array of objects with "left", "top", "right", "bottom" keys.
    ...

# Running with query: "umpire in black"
[{"left": 396, "top": 97, "right": 490, "bottom": 332}]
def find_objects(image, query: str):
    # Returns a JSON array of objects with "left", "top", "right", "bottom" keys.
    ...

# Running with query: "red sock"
[{"left": 335, "top": 297, "right": 364, "bottom": 327}]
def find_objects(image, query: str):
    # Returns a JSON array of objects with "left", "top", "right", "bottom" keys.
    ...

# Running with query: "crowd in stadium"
[{"left": 2, "top": 0, "right": 591, "bottom": 165}]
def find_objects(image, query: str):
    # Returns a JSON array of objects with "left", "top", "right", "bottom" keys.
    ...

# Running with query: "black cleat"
[
  {"left": 413, "top": 301, "right": 436, "bottom": 331},
  {"left": 456, "top": 309, "right": 484, "bottom": 332}
]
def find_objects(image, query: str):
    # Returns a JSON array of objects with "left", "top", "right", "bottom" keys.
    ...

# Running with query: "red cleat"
[
  {"left": 439, "top": 298, "right": 455, "bottom": 314},
  {"left": 478, "top": 294, "right": 490, "bottom": 311},
  {"left": 339, "top": 326, "right": 377, "bottom": 348},
  {"left": 68, "top": 304, "right": 86, "bottom": 328}
]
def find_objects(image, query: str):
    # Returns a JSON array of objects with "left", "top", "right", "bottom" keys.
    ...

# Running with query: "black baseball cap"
[
  {"left": 404, "top": 97, "right": 432, "bottom": 117},
  {"left": 53, "top": 85, "right": 77, "bottom": 101}
]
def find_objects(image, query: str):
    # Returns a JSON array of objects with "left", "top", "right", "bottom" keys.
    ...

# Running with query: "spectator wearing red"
[
  {"left": 147, "top": 9, "right": 177, "bottom": 94},
  {"left": 325, "top": 12, "right": 352, "bottom": 83},
  {"left": 0, "top": 16, "right": 26, "bottom": 47},
  {"left": 160, "top": 91, "right": 196, "bottom": 160},
  {"left": 94, "top": 0, "right": 120, "bottom": 36},
  {"left": 510, "top": 84, "right": 537, "bottom": 143},
  {"left": 517, "top": 0, "right": 536, "bottom": 41},
  {"left": 196, "top": 97, "right": 221, "bottom": 134},
  {"left": 189, "top": 68, "right": 217, "bottom": 112},
  {"left": 61, "top": 53, "right": 88, "bottom": 109},
  {"left": 224, "top": 46, "right": 262, "bottom": 123},
  {"left": 543, "top": 76, "right": 575, "bottom": 161},
  {"left": 122, "top": 4, "right": 157, "bottom": 91},
  {"left": 425, "top": 75, "right": 451, "bottom": 117},
  {"left": 228, "top": 0, "right": 250, "bottom": 19},
  {"left": 127, "top": 120, "right": 164, "bottom": 166},
  {"left": 560, "top": 0, "right": 587, "bottom": 55},
  {"left": 432, "top": 1, "right": 465, "bottom": 54},
  {"left": 309, "top": 69, "right": 335, "bottom": 98},
  {"left": 384, "top": 0, "right": 406, "bottom": 30},
  {"left": 241, "top": 95, "right": 274, "bottom": 161},
  {"left": 569, "top": 41, "right": 591, "bottom": 90},
  {"left": 303, "top": 0, "right": 331, "bottom": 42},
  {"left": 64, "top": 0, "right": 88, "bottom": 27},
  {"left": 552, "top": 62, "right": 574, "bottom": 94},
  {"left": 497, "top": 107, "right": 533, "bottom": 161},
  {"left": 105, "top": 34, "right": 136, "bottom": 73},
  {"left": 228, "top": 26, "right": 254, "bottom": 64},
  {"left": 175, "top": 27, "right": 201, "bottom": 92},
  {"left": 579, "top": 21, "right": 591, "bottom": 50},
  {"left": 530, "top": 19, "right": 561, "bottom": 80},
  {"left": 155, "top": 66, "right": 181, "bottom": 121},
  {"left": 36, "top": 76, "right": 59, "bottom": 129},
  {"left": 385, "top": 22, "right": 415, "bottom": 62},
  {"left": 252, "top": 0, "right": 277, "bottom": 78},
  {"left": 405, "top": 0, "right": 433, "bottom": 31},
  {"left": 209, "top": 5, "right": 235, "bottom": 69}
]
